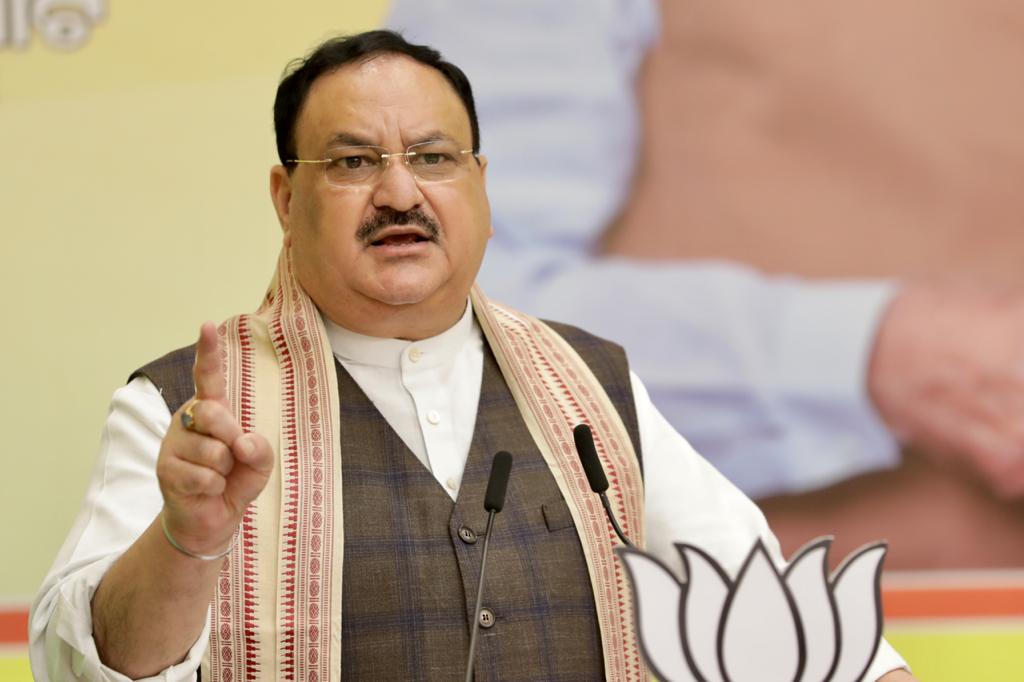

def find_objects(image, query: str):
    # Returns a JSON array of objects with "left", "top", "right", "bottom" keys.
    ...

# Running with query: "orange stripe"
[
  {"left": 883, "top": 586, "right": 1024, "bottom": 620},
  {"left": 2, "top": 586, "right": 1019, "bottom": 643},
  {"left": 0, "top": 609, "right": 28, "bottom": 645}
]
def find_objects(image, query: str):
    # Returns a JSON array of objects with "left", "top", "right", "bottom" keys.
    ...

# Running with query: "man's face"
[{"left": 270, "top": 54, "right": 491, "bottom": 338}]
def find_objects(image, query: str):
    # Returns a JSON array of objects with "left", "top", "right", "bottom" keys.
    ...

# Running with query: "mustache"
[{"left": 356, "top": 208, "right": 440, "bottom": 244}]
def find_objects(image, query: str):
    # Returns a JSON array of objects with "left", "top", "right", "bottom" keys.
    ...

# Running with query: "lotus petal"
[
  {"left": 678, "top": 544, "right": 731, "bottom": 682},
  {"left": 830, "top": 543, "right": 887, "bottom": 682},
  {"left": 784, "top": 538, "right": 838, "bottom": 682},
  {"left": 719, "top": 541, "right": 804, "bottom": 682},
  {"left": 617, "top": 548, "right": 697, "bottom": 682}
]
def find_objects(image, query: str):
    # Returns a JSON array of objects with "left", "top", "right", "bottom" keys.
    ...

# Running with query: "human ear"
[{"left": 269, "top": 165, "right": 293, "bottom": 247}]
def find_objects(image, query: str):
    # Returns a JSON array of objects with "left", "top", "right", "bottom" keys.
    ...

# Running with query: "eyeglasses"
[{"left": 287, "top": 140, "right": 477, "bottom": 187}]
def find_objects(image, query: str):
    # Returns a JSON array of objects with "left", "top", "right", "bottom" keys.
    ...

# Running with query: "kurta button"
[
  {"left": 478, "top": 608, "right": 495, "bottom": 628},
  {"left": 426, "top": 410, "right": 441, "bottom": 425},
  {"left": 458, "top": 526, "right": 477, "bottom": 544},
  {"left": 409, "top": 347, "right": 422, "bottom": 362}
]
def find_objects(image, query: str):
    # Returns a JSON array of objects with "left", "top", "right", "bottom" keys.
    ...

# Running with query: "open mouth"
[
  {"left": 357, "top": 208, "right": 440, "bottom": 248},
  {"left": 370, "top": 232, "right": 431, "bottom": 247},
  {"left": 366, "top": 224, "right": 435, "bottom": 248}
]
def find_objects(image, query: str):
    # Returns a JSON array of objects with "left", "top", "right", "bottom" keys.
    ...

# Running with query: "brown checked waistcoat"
[{"left": 133, "top": 320, "right": 643, "bottom": 681}]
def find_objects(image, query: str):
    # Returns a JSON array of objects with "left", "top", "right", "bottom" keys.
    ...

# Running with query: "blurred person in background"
[{"left": 388, "top": 0, "right": 1024, "bottom": 567}]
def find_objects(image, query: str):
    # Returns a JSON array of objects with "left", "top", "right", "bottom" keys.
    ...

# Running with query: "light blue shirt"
[{"left": 388, "top": 0, "right": 900, "bottom": 497}]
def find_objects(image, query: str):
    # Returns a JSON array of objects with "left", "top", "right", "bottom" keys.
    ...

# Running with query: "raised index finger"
[{"left": 193, "top": 322, "right": 226, "bottom": 403}]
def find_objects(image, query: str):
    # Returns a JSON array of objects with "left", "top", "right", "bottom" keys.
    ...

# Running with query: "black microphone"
[
  {"left": 573, "top": 422, "right": 609, "bottom": 493},
  {"left": 483, "top": 450, "right": 513, "bottom": 512},
  {"left": 572, "top": 424, "right": 633, "bottom": 547},
  {"left": 465, "top": 451, "right": 513, "bottom": 682}
]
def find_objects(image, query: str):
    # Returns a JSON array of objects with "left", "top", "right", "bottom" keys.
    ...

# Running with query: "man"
[{"left": 30, "top": 32, "right": 913, "bottom": 680}]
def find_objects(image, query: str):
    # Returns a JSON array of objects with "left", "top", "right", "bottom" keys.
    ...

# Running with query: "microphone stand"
[
  {"left": 465, "top": 451, "right": 512, "bottom": 682},
  {"left": 465, "top": 509, "right": 498, "bottom": 682}
]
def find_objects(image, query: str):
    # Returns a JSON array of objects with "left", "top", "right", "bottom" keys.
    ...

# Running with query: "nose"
[{"left": 371, "top": 155, "right": 425, "bottom": 212}]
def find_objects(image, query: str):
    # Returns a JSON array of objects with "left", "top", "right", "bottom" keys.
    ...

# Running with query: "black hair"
[{"left": 274, "top": 30, "right": 480, "bottom": 166}]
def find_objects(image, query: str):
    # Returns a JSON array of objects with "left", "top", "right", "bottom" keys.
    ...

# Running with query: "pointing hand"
[{"left": 156, "top": 322, "right": 274, "bottom": 557}]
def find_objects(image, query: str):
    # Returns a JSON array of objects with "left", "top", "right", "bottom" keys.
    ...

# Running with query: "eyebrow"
[
  {"left": 325, "top": 132, "right": 376, "bottom": 148},
  {"left": 323, "top": 129, "right": 463, "bottom": 149},
  {"left": 407, "top": 129, "right": 458, "bottom": 146}
]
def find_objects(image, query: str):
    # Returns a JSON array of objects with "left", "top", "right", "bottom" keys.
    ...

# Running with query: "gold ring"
[{"left": 181, "top": 399, "right": 200, "bottom": 431}]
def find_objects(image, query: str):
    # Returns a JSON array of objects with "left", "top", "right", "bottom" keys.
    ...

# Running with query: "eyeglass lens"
[{"left": 323, "top": 141, "right": 471, "bottom": 186}]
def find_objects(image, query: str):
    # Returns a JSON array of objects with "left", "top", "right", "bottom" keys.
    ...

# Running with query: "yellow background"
[
  {"left": 1, "top": 1, "right": 1019, "bottom": 679},
  {"left": 0, "top": 0, "right": 388, "bottom": 600}
]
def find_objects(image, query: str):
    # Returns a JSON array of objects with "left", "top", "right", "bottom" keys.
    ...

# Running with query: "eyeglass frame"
[{"left": 285, "top": 141, "right": 480, "bottom": 187}]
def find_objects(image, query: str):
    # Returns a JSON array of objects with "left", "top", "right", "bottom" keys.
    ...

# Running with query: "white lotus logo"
[{"left": 618, "top": 538, "right": 886, "bottom": 682}]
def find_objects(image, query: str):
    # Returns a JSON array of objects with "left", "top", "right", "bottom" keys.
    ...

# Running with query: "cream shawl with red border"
[{"left": 201, "top": 251, "right": 648, "bottom": 682}]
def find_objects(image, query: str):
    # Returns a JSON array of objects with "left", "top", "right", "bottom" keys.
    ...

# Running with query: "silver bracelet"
[{"left": 160, "top": 513, "right": 236, "bottom": 561}]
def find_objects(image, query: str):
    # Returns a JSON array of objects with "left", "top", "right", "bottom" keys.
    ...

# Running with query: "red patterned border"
[
  {"left": 478, "top": 296, "right": 648, "bottom": 682},
  {"left": 236, "top": 315, "right": 261, "bottom": 681},
  {"left": 209, "top": 314, "right": 261, "bottom": 682},
  {"left": 270, "top": 280, "right": 299, "bottom": 679},
  {"left": 273, "top": 256, "right": 335, "bottom": 682}
]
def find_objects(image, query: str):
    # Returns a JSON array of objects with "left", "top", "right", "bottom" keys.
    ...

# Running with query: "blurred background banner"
[{"left": 3, "top": 1, "right": 1022, "bottom": 680}]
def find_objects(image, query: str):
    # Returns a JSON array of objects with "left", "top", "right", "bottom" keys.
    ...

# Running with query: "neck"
[{"left": 320, "top": 294, "right": 469, "bottom": 341}]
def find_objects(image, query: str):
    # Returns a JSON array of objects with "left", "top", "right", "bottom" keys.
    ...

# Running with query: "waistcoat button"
[
  {"left": 458, "top": 526, "right": 477, "bottom": 544},
  {"left": 478, "top": 607, "right": 496, "bottom": 628}
]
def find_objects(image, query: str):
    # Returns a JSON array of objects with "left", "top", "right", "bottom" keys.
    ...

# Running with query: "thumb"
[
  {"left": 225, "top": 433, "right": 274, "bottom": 508},
  {"left": 193, "top": 322, "right": 226, "bottom": 403}
]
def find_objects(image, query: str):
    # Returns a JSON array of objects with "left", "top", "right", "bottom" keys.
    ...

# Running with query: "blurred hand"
[
  {"left": 869, "top": 284, "right": 1024, "bottom": 498},
  {"left": 156, "top": 322, "right": 274, "bottom": 555}
]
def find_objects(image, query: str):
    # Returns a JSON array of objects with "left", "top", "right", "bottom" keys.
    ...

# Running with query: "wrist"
[{"left": 160, "top": 511, "right": 236, "bottom": 561}]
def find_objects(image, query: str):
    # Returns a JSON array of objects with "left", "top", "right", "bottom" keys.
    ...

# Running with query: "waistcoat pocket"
[{"left": 542, "top": 497, "right": 575, "bottom": 531}]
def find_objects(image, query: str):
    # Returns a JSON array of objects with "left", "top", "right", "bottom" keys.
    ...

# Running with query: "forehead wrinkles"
[{"left": 295, "top": 54, "right": 472, "bottom": 153}]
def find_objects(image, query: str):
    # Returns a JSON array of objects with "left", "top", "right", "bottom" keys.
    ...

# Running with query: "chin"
[{"left": 369, "top": 280, "right": 441, "bottom": 308}]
